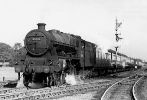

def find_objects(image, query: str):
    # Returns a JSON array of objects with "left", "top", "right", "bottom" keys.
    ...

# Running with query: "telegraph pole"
[{"left": 115, "top": 18, "right": 122, "bottom": 68}]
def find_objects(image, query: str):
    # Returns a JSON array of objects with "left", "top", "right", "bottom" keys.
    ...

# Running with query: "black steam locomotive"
[
  {"left": 15, "top": 23, "right": 96, "bottom": 88},
  {"left": 14, "top": 23, "right": 142, "bottom": 88}
]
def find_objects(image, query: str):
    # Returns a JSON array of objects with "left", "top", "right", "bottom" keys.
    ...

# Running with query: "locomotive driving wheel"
[
  {"left": 68, "top": 65, "right": 75, "bottom": 75},
  {"left": 60, "top": 71, "right": 66, "bottom": 85},
  {"left": 49, "top": 72, "right": 58, "bottom": 86},
  {"left": 48, "top": 72, "right": 66, "bottom": 87}
]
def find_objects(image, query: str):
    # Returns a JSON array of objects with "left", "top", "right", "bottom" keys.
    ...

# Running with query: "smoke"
[
  {"left": 16, "top": 73, "right": 25, "bottom": 88},
  {"left": 65, "top": 74, "right": 77, "bottom": 85},
  {"left": 65, "top": 74, "right": 84, "bottom": 85}
]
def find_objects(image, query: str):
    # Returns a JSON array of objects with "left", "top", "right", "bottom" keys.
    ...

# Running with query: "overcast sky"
[{"left": 0, "top": 0, "right": 147, "bottom": 60}]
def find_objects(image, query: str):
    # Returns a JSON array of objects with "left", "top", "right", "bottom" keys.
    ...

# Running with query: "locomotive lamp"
[{"left": 44, "top": 67, "right": 50, "bottom": 73}]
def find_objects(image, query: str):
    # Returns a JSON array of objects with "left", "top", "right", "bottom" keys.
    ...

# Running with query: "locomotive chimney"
[{"left": 37, "top": 23, "right": 46, "bottom": 30}]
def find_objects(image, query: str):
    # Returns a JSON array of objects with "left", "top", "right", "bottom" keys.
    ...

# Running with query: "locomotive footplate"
[{"left": 15, "top": 65, "right": 62, "bottom": 73}]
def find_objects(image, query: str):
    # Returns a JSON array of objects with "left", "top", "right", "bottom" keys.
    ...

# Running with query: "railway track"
[
  {"left": 133, "top": 75, "right": 147, "bottom": 100},
  {"left": 101, "top": 75, "right": 143, "bottom": 100},
  {"left": 0, "top": 80, "right": 115, "bottom": 100},
  {"left": 0, "top": 69, "right": 145, "bottom": 100}
]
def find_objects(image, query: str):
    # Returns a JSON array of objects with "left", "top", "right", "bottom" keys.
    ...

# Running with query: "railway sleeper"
[{"left": 12, "top": 83, "right": 109, "bottom": 100}]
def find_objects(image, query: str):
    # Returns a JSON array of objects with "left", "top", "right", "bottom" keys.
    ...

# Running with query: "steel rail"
[
  {"left": 101, "top": 75, "right": 141, "bottom": 100},
  {"left": 133, "top": 75, "right": 147, "bottom": 100}
]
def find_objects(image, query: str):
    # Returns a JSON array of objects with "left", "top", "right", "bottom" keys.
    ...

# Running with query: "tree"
[
  {"left": 13, "top": 43, "right": 22, "bottom": 51},
  {"left": 10, "top": 43, "right": 23, "bottom": 65}
]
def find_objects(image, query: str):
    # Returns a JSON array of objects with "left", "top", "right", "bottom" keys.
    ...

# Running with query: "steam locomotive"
[
  {"left": 14, "top": 23, "right": 142, "bottom": 88},
  {"left": 15, "top": 23, "right": 96, "bottom": 88}
]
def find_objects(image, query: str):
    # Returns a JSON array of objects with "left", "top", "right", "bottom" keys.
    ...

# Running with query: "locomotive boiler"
[{"left": 15, "top": 23, "right": 96, "bottom": 88}]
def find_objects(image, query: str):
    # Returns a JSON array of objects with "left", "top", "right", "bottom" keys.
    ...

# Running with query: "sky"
[{"left": 0, "top": 0, "right": 147, "bottom": 60}]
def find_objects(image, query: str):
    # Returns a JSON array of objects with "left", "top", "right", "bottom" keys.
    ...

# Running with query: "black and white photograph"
[{"left": 0, "top": 0, "right": 147, "bottom": 100}]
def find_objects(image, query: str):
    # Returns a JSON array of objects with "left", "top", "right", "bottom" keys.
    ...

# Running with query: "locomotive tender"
[{"left": 15, "top": 23, "right": 96, "bottom": 88}]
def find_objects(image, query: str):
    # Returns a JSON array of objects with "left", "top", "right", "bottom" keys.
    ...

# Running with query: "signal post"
[{"left": 115, "top": 18, "right": 123, "bottom": 68}]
